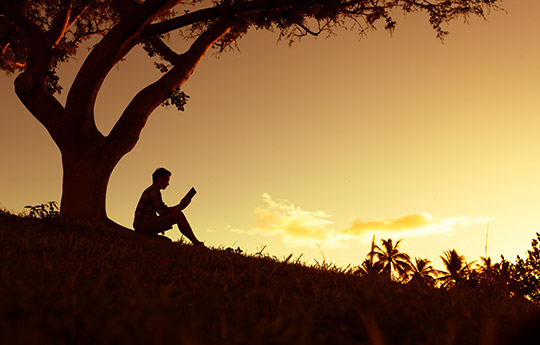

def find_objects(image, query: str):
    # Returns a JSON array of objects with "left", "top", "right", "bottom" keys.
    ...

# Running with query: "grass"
[{"left": 1, "top": 210, "right": 538, "bottom": 345}]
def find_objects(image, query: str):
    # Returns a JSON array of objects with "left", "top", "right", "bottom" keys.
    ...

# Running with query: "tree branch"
[
  {"left": 67, "top": 2, "right": 91, "bottom": 28},
  {"left": 47, "top": 0, "right": 73, "bottom": 46},
  {"left": 1, "top": 42, "right": 10, "bottom": 56},
  {"left": 106, "top": 20, "right": 234, "bottom": 157},
  {"left": 141, "top": 0, "right": 391, "bottom": 38},
  {"left": 0, "top": 2, "right": 53, "bottom": 73},
  {"left": 297, "top": 22, "right": 323, "bottom": 36},
  {"left": 112, "top": 0, "right": 138, "bottom": 17},
  {"left": 71, "top": 29, "right": 112, "bottom": 46},
  {"left": 145, "top": 36, "right": 180, "bottom": 64},
  {"left": 142, "top": 0, "right": 315, "bottom": 37},
  {"left": 65, "top": 0, "right": 181, "bottom": 132},
  {"left": 14, "top": 73, "right": 65, "bottom": 146},
  {"left": 0, "top": 2, "right": 64, "bottom": 142}
]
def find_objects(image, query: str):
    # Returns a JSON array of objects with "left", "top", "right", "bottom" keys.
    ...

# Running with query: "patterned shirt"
[{"left": 134, "top": 185, "right": 168, "bottom": 227}]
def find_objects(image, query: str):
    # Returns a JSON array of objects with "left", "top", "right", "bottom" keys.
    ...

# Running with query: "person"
[{"left": 134, "top": 167, "right": 204, "bottom": 246}]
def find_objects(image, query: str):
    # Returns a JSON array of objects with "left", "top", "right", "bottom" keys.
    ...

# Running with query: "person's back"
[{"left": 134, "top": 184, "right": 167, "bottom": 229}]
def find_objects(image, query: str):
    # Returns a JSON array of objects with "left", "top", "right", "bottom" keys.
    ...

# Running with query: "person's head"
[{"left": 152, "top": 168, "right": 172, "bottom": 189}]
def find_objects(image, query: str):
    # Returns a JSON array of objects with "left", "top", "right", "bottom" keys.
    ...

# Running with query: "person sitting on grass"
[{"left": 134, "top": 167, "right": 204, "bottom": 247}]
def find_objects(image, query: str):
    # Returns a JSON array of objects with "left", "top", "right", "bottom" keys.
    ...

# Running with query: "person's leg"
[
  {"left": 135, "top": 215, "right": 174, "bottom": 236},
  {"left": 175, "top": 212, "right": 203, "bottom": 246}
]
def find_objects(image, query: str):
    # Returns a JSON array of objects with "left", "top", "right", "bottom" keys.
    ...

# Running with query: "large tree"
[{"left": 0, "top": 0, "right": 500, "bottom": 227}]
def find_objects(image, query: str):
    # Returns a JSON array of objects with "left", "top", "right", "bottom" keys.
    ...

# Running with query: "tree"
[
  {"left": 356, "top": 257, "right": 382, "bottom": 277},
  {"left": 468, "top": 256, "right": 515, "bottom": 293},
  {"left": 503, "top": 233, "right": 540, "bottom": 302},
  {"left": 371, "top": 238, "right": 411, "bottom": 281},
  {"left": 438, "top": 249, "right": 473, "bottom": 289},
  {"left": 0, "top": 0, "right": 501, "bottom": 227},
  {"left": 477, "top": 256, "right": 494, "bottom": 276},
  {"left": 409, "top": 257, "right": 438, "bottom": 287},
  {"left": 356, "top": 235, "right": 383, "bottom": 277}
]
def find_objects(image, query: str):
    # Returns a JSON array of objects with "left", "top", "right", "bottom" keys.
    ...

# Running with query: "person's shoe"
[{"left": 194, "top": 241, "right": 206, "bottom": 248}]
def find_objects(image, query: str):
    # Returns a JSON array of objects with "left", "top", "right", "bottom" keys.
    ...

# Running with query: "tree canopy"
[
  {"left": 1, "top": 0, "right": 501, "bottom": 84},
  {"left": 371, "top": 238, "right": 411, "bottom": 280}
]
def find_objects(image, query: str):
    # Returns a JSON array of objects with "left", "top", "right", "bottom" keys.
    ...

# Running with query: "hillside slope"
[{"left": 0, "top": 212, "right": 537, "bottom": 345}]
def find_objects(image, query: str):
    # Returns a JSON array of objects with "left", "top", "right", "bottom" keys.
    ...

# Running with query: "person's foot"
[{"left": 193, "top": 241, "right": 206, "bottom": 248}]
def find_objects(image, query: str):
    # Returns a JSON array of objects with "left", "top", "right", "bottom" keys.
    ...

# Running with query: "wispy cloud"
[
  {"left": 251, "top": 193, "right": 340, "bottom": 247},
  {"left": 240, "top": 193, "right": 491, "bottom": 248},
  {"left": 342, "top": 212, "right": 491, "bottom": 241}
]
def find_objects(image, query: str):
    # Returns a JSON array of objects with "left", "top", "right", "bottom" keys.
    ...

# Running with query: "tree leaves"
[{"left": 161, "top": 86, "right": 190, "bottom": 111}]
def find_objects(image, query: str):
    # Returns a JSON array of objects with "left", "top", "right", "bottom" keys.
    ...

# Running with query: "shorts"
[{"left": 134, "top": 213, "right": 176, "bottom": 235}]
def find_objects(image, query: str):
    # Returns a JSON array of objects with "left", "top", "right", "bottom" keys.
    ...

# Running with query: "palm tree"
[
  {"left": 438, "top": 249, "right": 474, "bottom": 288},
  {"left": 475, "top": 256, "right": 510, "bottom": 286},
  {"left": 477, "top": 256, "right": 494, "bottom": 275},
  {"left": 356, "top": 258, "right": 380, "bottom": 276},
  {"left": 409, "top": 257, "right": 439, "bottom": 287},
  {"left": 356, "top": 235, "right": 383, "bottom": 277},
  {"left": 372, "top": 238, "right": 412, "bottom": 281}
]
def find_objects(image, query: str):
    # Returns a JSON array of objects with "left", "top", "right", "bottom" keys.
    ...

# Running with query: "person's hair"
[{"left": 152, "top": 167, "right": 171, "bottom": 182}]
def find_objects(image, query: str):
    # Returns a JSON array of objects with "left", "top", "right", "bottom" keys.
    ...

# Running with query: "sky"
[{"left": 2, "top": 0, "right": 540, "bottom": 270}]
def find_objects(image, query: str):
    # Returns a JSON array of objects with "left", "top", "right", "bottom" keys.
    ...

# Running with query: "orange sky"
[{"left": 2, "top": 0, "right": 540, "bottom": 269}]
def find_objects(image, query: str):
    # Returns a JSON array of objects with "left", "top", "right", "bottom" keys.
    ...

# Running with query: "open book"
[{"left": 181, "top": 187, "right": 197, "bottom": 203}]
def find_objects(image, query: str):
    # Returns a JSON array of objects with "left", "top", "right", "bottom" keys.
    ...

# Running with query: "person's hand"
[{"left": 179, "top": 196, "right": 192, "bottom": 210}]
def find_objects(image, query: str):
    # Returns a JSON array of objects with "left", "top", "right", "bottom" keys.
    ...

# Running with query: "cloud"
[
  {"left": 251, "top": 193, "right": 340, "bottom": 247},
  {"left": 345, "top": 213, "right": 433, "bottom": 232},
  {"left": 242, "top": 193, "right": 491, "bottom": 248},
  {"left": 342, "top": 212, "right": 491, "bottom": 241}
]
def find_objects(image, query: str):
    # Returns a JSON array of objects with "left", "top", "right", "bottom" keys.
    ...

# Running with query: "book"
[{"left": 182, "top": 187, "right": 197, "bottom": 202}]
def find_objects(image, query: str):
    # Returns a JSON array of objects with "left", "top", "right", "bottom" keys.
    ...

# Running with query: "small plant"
[
  {"left": 24, "top": 201, "right": 59, "bottom": 219},
  {"left": 225, "top": 246, "right": 243, "bottom": 254}
]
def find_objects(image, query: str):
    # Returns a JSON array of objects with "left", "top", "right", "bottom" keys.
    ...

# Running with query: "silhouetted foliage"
[
  {"left": 356, "top": 235, "right": 382, "bottom": 277},
  {"left": 352, "top": 233, "right": 540, "bottom": 303},
  {"left": 0, "top": 1, "right": 119, "bottom": 89},
  {"left": 353, "top": 233, "right": 540, "bottom": 308},
  {"left": 438, "top": 249, "right": 474, "bottom": 288},
  {"left": 161, "top": 86, "right": 190, "bottom": 111},
  {"left": 477, "top": 256, "right": 495, "bottom": 276},
  {"left": 504, "top": 233, "right": 540, "bottom": 303},
  {"left": 356, "top": 257, "right": 382, "bottom": 277},
  {"left": 24, "top": 201, "right": 59, "bottom": 219},
  {"left": 409, "top": 257, "right": 438, "bottom": 287},
  {"left": 371, "top": 238, "right": 412, "bottom": 281}
]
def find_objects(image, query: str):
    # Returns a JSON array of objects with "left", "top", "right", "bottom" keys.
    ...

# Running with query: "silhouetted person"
[{"left": 134, "top": 168, "right": 203, "bottom": 246}]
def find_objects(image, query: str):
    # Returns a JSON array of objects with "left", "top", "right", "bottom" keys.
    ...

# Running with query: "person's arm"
[
  {"left": 169, "top": 188, "right": 196, "bottom": 212},
  {"left": 169, "top": 195, "right": 191, "bottom": 212}
]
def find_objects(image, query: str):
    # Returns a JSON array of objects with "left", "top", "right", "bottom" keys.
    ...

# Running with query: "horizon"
[{"left": 2, "top": 0, "right": 540, "bottom": 271}]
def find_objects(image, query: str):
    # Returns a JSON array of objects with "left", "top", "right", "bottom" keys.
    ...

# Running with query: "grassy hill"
[{"left": 1, "top": 211, "right": 538, "bottom": 345}]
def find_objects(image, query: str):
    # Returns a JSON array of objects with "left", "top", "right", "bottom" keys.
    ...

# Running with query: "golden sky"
[{"left": 2, "top": 0, "right": 540, "bottom": 269}]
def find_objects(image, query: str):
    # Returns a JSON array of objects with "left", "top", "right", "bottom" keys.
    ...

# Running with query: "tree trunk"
[{"left": 59, "top": 144, "right": 119, "bottom": 226}]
